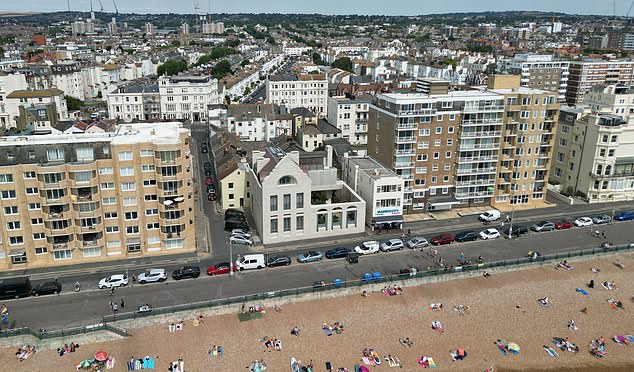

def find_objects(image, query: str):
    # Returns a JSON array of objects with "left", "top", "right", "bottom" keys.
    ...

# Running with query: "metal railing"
[{"left": 3, "top": 243, "right": 632, "bottom": 341}]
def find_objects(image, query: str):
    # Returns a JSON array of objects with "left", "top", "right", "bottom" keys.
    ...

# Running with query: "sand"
[{"left": 3, "top": 254, "right": 633, "bottom": 371}]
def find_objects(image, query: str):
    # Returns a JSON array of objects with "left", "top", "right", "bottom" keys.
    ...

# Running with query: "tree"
[
  {"left": 170, "top": 40, "right": 181, "bottom": 47},
  {"left": 65, "top": 95, "right": 83, "bottom": 111},
  {"left": 266, "top": 36, "right": 276, "bottom": 45},
  {"left": 331, "top": 57, "right": 353, "bottom": 72},
  {"left": 157, "top": 59, "right": 188, "bottom": 76},
  {"left": 212, "top": 60, "right": 232, "bottom": 80},
  {"left": 240, "top": 59, "right": 250, "bottom": 67}
]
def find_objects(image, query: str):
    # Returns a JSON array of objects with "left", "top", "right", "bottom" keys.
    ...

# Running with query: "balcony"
[
  {"left": 397, "top": 123, "right": 417, "bottom": 130},
  {"left": 394, "top": 161, "right": 414, "bottom": 169},
  {"left": 463, "top": 105, "right": 504, "bottom": 113},
  {"left": 458, "top": 155, "right": 499, "bottom": 163},
  {"left": 454, "top": 190, "right": 494, "bottom": 199},
  {"left": 456, "top": 167, "right": 497, "bottom": 175},
  {"left": 455, "top": 179, "right": 496, "bottom": 186},
  {"left": 498, "top": 177, "right": 511, "bottom": 184},
  {"left": 400, "top": 174, "right": 414, "bottom": 180},
  {"left": 461, "top": 118, "right": 503, "bottom": 125},
  {"left": 396, "top": 136, "right": 416, "bottom": 144},
  {"left": 589, "top": 170, "right": 634, "bottom": 179},
  {"left": 397, "top": 108, "right": 436, "bottom": 116},
  {"left": 460, "top": 130, "right": 502, "bottom": 138},
  {"left": 395, "top": 149, "right": 415, "bottom": 156},
  {"left": 458, "top": 143, "right": 500, "bottom": 150}
]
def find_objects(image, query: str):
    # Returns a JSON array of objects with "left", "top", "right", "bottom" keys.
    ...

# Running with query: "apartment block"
[
  {"left": 585, "top": 85, "right": 634, "bottom": 116},
  {"left": 499, "top": 54, "right": 569, "bottom": 101},
  {"left": 0, "top": 122, "right": 195, "bottom": 271},
  {"left": 341, "top": 155, "right": 405, "bottom": 229},
  {"left": 326, "top": 95, "right": 370, "bottom": 145},
  {"left": 107, "top": 84, "right": 161, "bottom": 122},
  {"left": 551, "top": 108, "right": 634, "bottom": 202},
  {"left": 225, "top": 103, "right": 292, "bottom": 141},
  {"left": 159, "top": 75, "right": 220, "bottom": 121},
  {"left": 488, "top": 75, "right": 560, "bottom": 208},
  {"left": 566, "top": 59, "right": 634, "bottom": 106},
  {"left": 266, "top": 74, "right": 328, "bottom": 118},
  {"left": 5, "top": 89, "right": 69, "bottom": 129},
  {"left": 249, "top": 145, "right": 365, "bottom": 245}
]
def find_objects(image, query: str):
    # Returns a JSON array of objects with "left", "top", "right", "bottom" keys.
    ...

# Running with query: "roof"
[
  {"left": 7, "top": 88, "right": 64, "bottom": 98},
  {"left": 101, "top": 64, "right": 122, "bottom": 71},
  {"left": 317, "top": 119, "right": 341, "bottom": 135},
  {"left": 345, "top": 156, "right": 399, "bottom": 179}
]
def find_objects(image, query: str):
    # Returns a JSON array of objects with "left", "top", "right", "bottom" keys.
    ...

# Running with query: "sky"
[{"left": 0, "top": 0, "right": 621, "bottom": 16}]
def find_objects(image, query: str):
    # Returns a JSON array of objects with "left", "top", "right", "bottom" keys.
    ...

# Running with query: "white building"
[
  {"left": 498, "top": 54, "right": 569, "bottom": 101},
  {"left": 107, "top": 84, "right": 160, "bottom": 122},
  {"left": 249, "top": 145, "right": 365, "bottom": 245},
  {"left": 266, "top": 74, "right": 328, "bottom": 118},
  {"left": 341, "top": 155, "right": 405, "bottom": 229},
  {"left": 5, "top": 88, "right": 69, "bottom": 129},
  {"left": 50, "top": 62, "right": 85, "bottom": 101},
  {"left": 283, "top": 45, "right": 312, "bottom": 56},
  {"left": 327, "top": 95, "right": 370, "bottom": 145},
  {"left": 0, "top": 72, "right": 29, "bottom": 128},
  {"left": 159, "top": 75, "right": 219, "bottom": 121},
  {"left": 225, "top": 103, "right": 292, "bottom": 141},
  {"left": 585, "top": 85, "right": 634, "bottom": 116}
]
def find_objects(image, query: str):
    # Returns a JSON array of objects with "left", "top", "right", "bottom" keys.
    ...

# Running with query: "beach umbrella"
[
  {"left": 507, "top": 342, "right": 520, "bottom": 354},
  {"left": 359, "top": 366, "right": 369, "bottom": 372},
  {"left": 163, "top": 200, "right": 174, "bottom": 206},
  {"left": 174, "top": 196, "right": 185, "bottom": 202},
  {"left": 95, "top": 350, "right": 108, "bottom": 361},
  {"left": 76, "top": 359, "right": 92, "bottom": 370}
]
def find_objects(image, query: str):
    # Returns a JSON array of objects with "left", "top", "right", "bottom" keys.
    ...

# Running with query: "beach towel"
[
  {"left": 135, "top": 360, "right": 141, "bottom": 370},
  {"left": 496, "top": 341, "right": 507, "bottom": 355},
  {"left": 575, "top": 288, "right": 589, "bottom": 296},
  {"left": 613, "top": 335, "right": 629, "bottom": 344},
  {"left": 361, "top": 357, "right": 374, "bottom": 365},
  {"left": 626, "top": 335, "right": 634, "bottom": 343},
  {"left": 322, "top": 327, "right": 333, "bottom": 336},
  {"left": 417, "top": 357, "right": 436, "bottom": 368},
  {"left": 431, "top": 320, "right": 443, "bottom": 331},
  {"left": 537, "top": 300, "right": 551, "bottom": 308},
  {"left": 543, "top": 346, "right": 558, "bottom": 357},
  {"left": 127, "top": 361, "right": 133, "bottom": 371},
  {"left": 106, "top": 358, "right": 115, "bottom": 370}
]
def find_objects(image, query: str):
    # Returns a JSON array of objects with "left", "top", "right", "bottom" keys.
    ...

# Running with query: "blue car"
[
  {"left": 297, "top": 250, "right": 323, "bottom": 263},
  {"left": 614, "top": 211, "right": 634, "bottom": 221},
  {"left": 325, "top": 247, "right": 351, "bottom": 259}
]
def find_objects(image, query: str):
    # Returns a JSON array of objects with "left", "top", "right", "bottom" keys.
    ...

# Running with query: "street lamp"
[
  {"left": 507, "top": 208, "right": 515, "bottom": 239},
  {"left": 229, "top": 240, "right": 234, "bottom": 276}
]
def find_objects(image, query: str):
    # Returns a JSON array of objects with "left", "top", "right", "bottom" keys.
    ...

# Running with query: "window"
[
  {"left": 106, "top": 226, "right": 120, "bottom": 233},
  {"left": 0, "top": 174, "right": 13, "bottom": 183},
  {"left": 147, "top": 236, "right": 160, "bottom": 244},
  {"left": 25, "top": 187, "right": 38, "bottom": 195},
  {"left": 296, "top": 193, "right": 304, "bottom": 208},
  {"left": 118, "top": 151, "right": 133, "bottom": 161},
  {"left": 6, "top": 221, "right": 21, "bottom": 230},
  {"left": 104, "top": 212, "right": 118, "bottom": 219},
  {"left": 28, "top": 202, "right": 41, "bottom": 210},
  {"left": 76, "top": 147, "right": 94, "bottom": 163},
  {"left": 53, "top": 249, "right": 72, "bottom": 260},
  {"left": 159, "top": 150, "right": 178, "bottom": 163},
  {"left": 101, "top": 182, "right": 115, "bottom": 190},
  {"left": 4, "top": 206, "right": 18, "bottom": 215},
  {"left": 165, "top": 239, "right": 183, "bottom": 249},
  {"left": 142, "top": 165, "right": 155, "bottom": 172},
  {"left": 103, "top": 197, "right": 116, "bottom": 205},
  {"left": 140, "top": 149, "right": 154, "bottom": 157},
  {"left": 31, "top": 218, "right": 43, "bottom": 225},
  {"left": 435, "top": 127, "right": 442, "bottom": 134},
  {"left": 270, "top": 195, "right": 278, "bottom": 212},
  {"left": 1, "top": 190, "right": 16, "bottom": 199},
  {"left": 433, "top": 152, "right": 439, "bottom": 159},
  {"left": 419, "top": 129, "right": 430, "bottom": 136},
  {"left": 83, "top": 246, "right": 101, "bottom": 257},
  {"left": 146, "top": 222, "right": 159, "bottom": 230},
  {"left": 270, "top": 218, "right": 278, "bottom": 233},
  {"left": 296, "top": 215, "right": 304, "bottom": 230},
  {"left": 608, "top": 149, "right": 615, "bottom": 157},
  {"left": 127, "top": 243, "right": 141, "bottom": 252},
  {"left": 445, "top": 151, "right": 452, "bottom": 158},
  {"left": 146, "top": 208, "right": 158, "bottom": 216},
  {"left": 121, "top": 182, "right": 136, "bottom": 191},
  {"left": 120, "top": 167, "right": 134, "bottom": 176},
  {"left": 126, "top": 226, "right": 140, "bottom": 235},
  {"left": 35, "top": 247, "right": 48, "bottom": 255},
  {"left": 123, "top": 197, "right": 137, "bottom": 206},
  {"left": 434, "top": 139, "right": 441, "bottom": 147},
  {"left": 33, "top": 232, "right": 45, "bottom": 240},
  {"left": 125, "top": 212, "right": 138, "bottom": 220},
  {"left": 23, "top": 171, "right": 36, "bottom": 179},
  {"left": 283, "top": 194, "right": 291, "bottom": 210},
  {"left": 283, "top": 217, "right": 291, "bottom": 232},
  {"left": 47, "top": 148, "right": 65, "bottom": 162},
  {"left": 107, "top": 240, "right": 121, "bottom": 248},
  {"left": 99, "top": 167, "right": 113, "bottom": 175},
  {"left": 145, "top": 194, "right": 158, "bottom": 201},
  {"left": 143, "top": 179, "right": 157, "bottom": 187},
  {"left": 73, "top": 171, "right": 92, "bottom": 183},
  {"left": 9, "top": 236, "right": 24, "bottom": 245}
]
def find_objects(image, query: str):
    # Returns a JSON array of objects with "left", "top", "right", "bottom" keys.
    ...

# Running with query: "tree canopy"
[
  {"left": 65, "top": 95, "right": 83, "bottom": 111},
  {"left": 157, "top": 59, "right": 188, "bottom": 76},
  {"left": 331, "top": 57, "right": 353, "bottom": 72},
  {"left": 212, "top": 60, "right": 232, "bottom": 80}
]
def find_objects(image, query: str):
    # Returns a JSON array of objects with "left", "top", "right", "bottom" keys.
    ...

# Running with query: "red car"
[
  {"left": 207, "top": 262, "right": 237, "bottom": 275},
  {"left": 554, "top": 220, "right": 573, "bottom": 230},
  {"left": 431, "top": 234, "right": 454, "bottom": 245}
]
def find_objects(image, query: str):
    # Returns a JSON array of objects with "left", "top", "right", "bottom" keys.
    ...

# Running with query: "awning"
[
  {"left": 371, "top": 214, "right": 404, "bottom": 224},
  {"left": 8, "top": 248, "right": 26, "bottom": 257}
]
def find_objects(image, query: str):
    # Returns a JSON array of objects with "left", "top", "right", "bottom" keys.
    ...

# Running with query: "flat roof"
[{"left": 346, "top": 156, "right": 399, "bottom": 179}]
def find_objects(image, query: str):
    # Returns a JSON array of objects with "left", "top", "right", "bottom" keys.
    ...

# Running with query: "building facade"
[
  {"left": 159, "top": 75, "right": 219, "bottom": 121},
  {"left": 499, "top": 54, "right": 569, "bottom": 101},
  {"left": 5, "top": 89, "right": 69, "bottom": 129},
  {"left": 225, "top": 103, "right": 292, "bottom": 141},
  {"left": 0, "top": 122, "right": 195, "bottom": 271},
  {"left": 249, "top": 146, "right": 365, "bottom": 245},
  {"left": 566, "top": 60, "right": 634, "bottom": 106},
  {"left": 326, "top": 95, "right": 370, "bottom": 145},
  {"left": 107, "top": 84, "right": 160, "bottom": 122},
  {"left": 266, "top": 74, "right": 328, "bottom": 118}
]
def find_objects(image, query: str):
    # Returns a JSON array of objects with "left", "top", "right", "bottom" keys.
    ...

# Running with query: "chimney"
[{"left": 326, "top": 144, "right": 333, "bottom": 169}]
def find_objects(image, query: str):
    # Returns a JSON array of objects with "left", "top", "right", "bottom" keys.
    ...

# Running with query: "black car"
[
  {"left": 267, "top": 256, "right": 291, "bottom": 267},
  {"left": 454, "top": 231, "right": 478, "bottom": 242},
  {"left": 502, "top": 225, "right": 529, "bottom": 237},
  {"left": 31, "top": 281, "right": 62, "bottom": 296},
  {"left": 204, "top": 169, "right": 212, "bottom": 176},
  {"left": 225, "top": 208, "right": 244, "bottom": 217},
  {"left": 203, "top": 162, "right": 212, "bottom": 170},
  {"left": 225, "top": 213, "right": 247, "bottom": 222},
  {"left": 171, "top": 266, "right": 201, "bottom": 280},
  {"left": 325, "top": 247, "right": 351, "bottom": 259},
  {"left": 225, "top": 220, "right": 249, "bottom": 232},
  {"left": 201, "top": 144, "right": 209, "bottom": 153}
]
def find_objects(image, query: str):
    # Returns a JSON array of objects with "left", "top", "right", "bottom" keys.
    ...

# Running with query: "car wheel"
[
  {"left": 34, "top": 292, "right": 39, "bottom": 297},
  {"left": 139, "top": 280, "right": 146, "bottom": 284},
  {"left": 194, "top": 274, "right": 200, "bottom": 278},
  {"left": 159, "top": 278, "right": 165, "bottom": 282},
  {"left": 257, "top": 265, "right": 263, "bottom": 269},
  {"left": 53, "top": 290, "right": 58, "bottom": 295},
  {"left": 174, "top": 276, "right": 181, "bottom": 280},
  {"left": 286, "top": 261, "right": 291, "bottom": 266}
]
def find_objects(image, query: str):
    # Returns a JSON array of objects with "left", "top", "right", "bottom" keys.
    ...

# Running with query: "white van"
[
  {"left": 236, "top": 254, "right": 266, "bottom": 271},
  {"left": 479, "top": 210, "right": 501, "bottom": 222}
]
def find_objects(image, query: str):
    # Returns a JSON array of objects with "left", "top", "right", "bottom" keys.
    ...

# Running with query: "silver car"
[
  {"left": 592, "top": 214, "right": 611, "bottom": 224},
  {"left": 380, "top": 238, "right": 404, "bottom": 252},
  {"left": 406, "top": 237, "right": 429, "bottom": 249},
  {"left": 229, "top": 235, "right": 253, "bottom": 246}
]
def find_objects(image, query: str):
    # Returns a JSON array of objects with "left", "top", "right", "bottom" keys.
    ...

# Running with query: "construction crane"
[
  {"left": 627, "top": 0, "right": 634, "bottom": 18},
  {"left": 98, "top": 0, "right": 104, "bottom": 12},
  {"left": 112, "top": 0, "right": 119, "bottom": 15},
  {"left": 67, "top": 0, "right": 71, "bottom": 12},
  {"left": 194, "top": 0, "right": 201, "bottom": 33}
]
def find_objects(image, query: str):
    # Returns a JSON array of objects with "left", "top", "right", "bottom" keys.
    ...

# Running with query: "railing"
[
  {"left": 458, "top": 156, "right": 498, "bottom": 162},
  {"left": 3, "top": 243, "right": 632, "bottom": 341},
  {"left": 396, "top": 136, "right": 416, "bottom": 143},
  {"left": 397, "top": 109, "right": 436, "bottom": 116},
  {"left": 396, "top": 123, "right": 417, "bottom": 130},
  {"left": 456, "top": 167, "right": 497, "bottom": 175},
  {"left": 460, "top": 130, "right": 502, "bottom": 138},
  {"left": 395, "top": 149, "right": 415, "bottom": 156}
]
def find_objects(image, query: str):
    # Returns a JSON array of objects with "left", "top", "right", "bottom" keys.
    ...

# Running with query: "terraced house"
[{"left": 0, "top": 122, "right": 195, "bottom": 271}]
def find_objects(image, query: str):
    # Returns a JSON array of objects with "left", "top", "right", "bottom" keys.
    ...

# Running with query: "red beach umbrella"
[{"left": 94, "top": 350, "right": 108, "bottom": 361}]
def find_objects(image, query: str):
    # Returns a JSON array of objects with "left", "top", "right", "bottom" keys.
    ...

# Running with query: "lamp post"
[
  {"left": 229, "top": 240, "right": 234, "bottom": 276},
  {"left": 507, "top": 208, "right": 515, "bottom": 239},
  {"left": 611, "top": 208, "right": 615, "bottom": 225}
]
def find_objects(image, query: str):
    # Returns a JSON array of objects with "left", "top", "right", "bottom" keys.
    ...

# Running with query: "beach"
[{"left": 3, "top": 253, "right": 633, "bottom": 371}]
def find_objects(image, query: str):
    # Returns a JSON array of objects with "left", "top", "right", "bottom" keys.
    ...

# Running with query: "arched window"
[
  {"left": 605, "top": 165, "right": 612, "bottom": 175},
  {"left": 278, "top": 175, "right": 296, "bottom": 185}
]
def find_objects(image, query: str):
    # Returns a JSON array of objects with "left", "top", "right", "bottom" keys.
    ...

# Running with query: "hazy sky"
[{"left": 0, "top": 0, "right": 620, "bottom": 16}]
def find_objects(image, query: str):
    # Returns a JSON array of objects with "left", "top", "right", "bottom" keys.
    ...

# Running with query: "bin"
[
  {"left": 333, "top": 279, "right": 343, "bottom": 288},
  {"left": 372, "top": 272, "right": 382, "bottom": 282},
  {"left": 362, "top": 273, "right": 373, "bottom": 282},
  {"left": 347, "top": 252, "right": 359, "bottom": 264}
]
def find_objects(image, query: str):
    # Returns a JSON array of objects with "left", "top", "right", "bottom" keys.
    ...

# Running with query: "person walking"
[
  {"left": 120, "top": 299, "right": 125, "bottom": 309},
  {"left": 459, "top": 252, "right": 465, "bottom": 263},
  {"left": 112, "top": 303, "right": 118, "bottom": 315}
]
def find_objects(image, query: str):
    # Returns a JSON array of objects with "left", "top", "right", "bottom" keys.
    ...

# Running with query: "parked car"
[
  {"left": 231, "top": 229, "right": 251, "bottom": 238},
  {"left": 325, "top": 247, "right": 351, "bottom": 259},
  {"left": 592, "top": 214, "right": 612, "bottom": 225},
  {"left": 454, "top": 231, "right": 478, "bottom": 243},
  {"left": 354, "top": 241, "right": 380, "bottom": 255},
  {"left": 31, "top": 281, "right": 62, "bottom": 296},
  {"left": 479, "top": 210, "right": 501, "bottom": 222},
  {"left": 531, "top": 221, "right": 556, "bottom": 232},
  {"left": 236, "top": 254, "right": 266, "bottom": 270},
  {"left": 573, "top": 217, "right": 593, "bottom": 227},
  {"left": 201, "top": 144, "right": 208, "bottom": 153},
  {"left": 224, "top": 220, "right": 249, "bottom": 232},
  {"left": 137, "top": 269, "right": 167, "bottom": 284},
  {"left": 297, "top": 251, "right": 324, "bottom": 263},
  {"left": 98, "top": 274, "right": 128, "bottom": 289},
  {"left": 229, "top": 235, "right": 253, "bottom": 246},
  {"left": 554, "top": 220, "right": 573, "bottom": 230},
  {"left": 502, "top": 225, "right": 528, "bottom": 237},
  {"left": 479, "top": 228, "right": 501, "bottom": 240},
  {"left": 225, "top": 212, "right": 246, "bottom": 221},
  {"left": 203, "top": 162, "right": 212, "bottom": 170},
  {"left": 207, "top": 262, "right": 237, "bottom": 275},
  {"left": 204, "top": 177, "right": 214, "bottom": 185},
  {"left": 266, "top": 256, "right": 292, "bottom": 267},
  {"left": 430, "top": 234, "right": 454, "bottom": 245},
  {"left": 204, "top": 168, "right": 212, "bottom": 176},
  {"left": 405, "top": 237, "right": 429, "bottom": 249},
  {"left": 614, "top": 211, "right": 634, "bottom": 221},
  {"left": 380, "top": 238, "right": 404, "bottom": 252},
  {"left": 171, "top": 266, "right": 200, "bottom": 280},
  {"left": 207, "top": 193, "right": 216, "bottom": 201}
]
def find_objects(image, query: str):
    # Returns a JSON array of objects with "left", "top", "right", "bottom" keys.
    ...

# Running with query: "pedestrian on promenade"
[
  {"left": 459, "top": 252, "right": 465, "bottom": 263},
  {"left": 120, "top": 299, "right": 125, "bottom": 309},
  {"left": 2, "top": 313, "right": 7, "bottom": 326},
  {"left": 112, "top": 303, "right": 118, "bottom": 314},
  {"left": 601, "top": 231, "right": 606, "bottom": 239}
]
